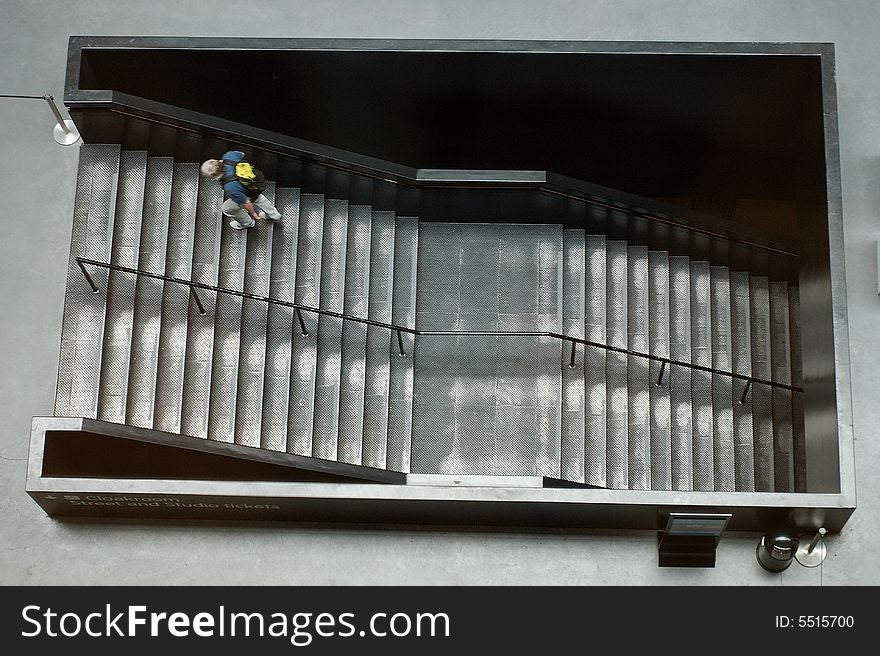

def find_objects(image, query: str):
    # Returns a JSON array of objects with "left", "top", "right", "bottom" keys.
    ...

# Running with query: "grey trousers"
[{"left": 222, "top": 195, "right": 281, "bottom": 227}]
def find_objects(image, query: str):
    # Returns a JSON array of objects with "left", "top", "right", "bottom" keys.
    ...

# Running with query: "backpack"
[{"left": 221, "top": 160, "right": 267, "bottom": 196}]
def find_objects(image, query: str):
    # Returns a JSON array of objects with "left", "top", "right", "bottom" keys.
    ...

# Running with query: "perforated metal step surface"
[
  {"left": 57, "top": 145, "right": 806, "bottom": 493},
  {"left": 411, "top": 223, "right": 563, "bottom": 476}
]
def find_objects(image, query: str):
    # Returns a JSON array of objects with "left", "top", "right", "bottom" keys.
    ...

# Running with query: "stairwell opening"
[{"left": 28, "top": 39, "right": 853, "bottom": 530}]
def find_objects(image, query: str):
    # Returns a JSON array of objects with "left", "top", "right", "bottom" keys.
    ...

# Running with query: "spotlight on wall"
[{"left": 756, "top": 529, "right": 799, "bottom": 572}]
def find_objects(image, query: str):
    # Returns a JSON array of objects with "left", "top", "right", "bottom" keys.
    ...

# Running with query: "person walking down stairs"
[{"left": 200, "top": 150, "right": 282, "bottom": 229}]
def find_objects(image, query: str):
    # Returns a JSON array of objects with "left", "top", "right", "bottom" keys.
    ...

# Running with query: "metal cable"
[{"left": 0, "top": 93, "right": 48, "bottom": 100}]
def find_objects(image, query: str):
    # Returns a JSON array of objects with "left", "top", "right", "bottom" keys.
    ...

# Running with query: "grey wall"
[{"left": 1, "top": 0, "right": 877, "bottom": 585}]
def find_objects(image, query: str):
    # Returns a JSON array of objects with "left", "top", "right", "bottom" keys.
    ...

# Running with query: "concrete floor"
[{"left": 1, "top": 0, "right": 877, "bottom": 585}]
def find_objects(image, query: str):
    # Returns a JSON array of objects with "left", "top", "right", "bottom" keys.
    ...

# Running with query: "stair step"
[
  {"left": 180, "top": 171, "right": 223, "bottom": 440},
  {"left": 260, "top": 186, "right": 301, "bottom": 451},
  {"left": 206, "top": 196, "right": 249, "bottom": 443},
  {"left": 749, "top": 275, "right": 774, "bottom": 491},
  {"left": 57, "top": 144, "right": 120, "bottom": 418},
  {"left": 97, "top": 150, "right": 147, "bottom": 424},
  {"left": 648, "top": 250, "right": 671, "bottom": 490},
  {"left": 669, "top": 255, "right": 693, "bottom": 491},
  {"left": 386, "top": 216, "right": 419, "bottom": 473},
  {"left": 234, "top": 182, "right": 276, "bottom": 448},
  {"left": 126, "top": 156, "right": 173, "bottom": 429},
  {"left": 312, "top": 198, "right": 349, "bottom": 460},
  {"left": 690, "top": 260, "right": 714, "bottom": 491},
  {"left": 584, "top": 235, "right": 607, "bottom": 488},
  {"left": 730, "top": 270, "right": 755, "bottom": 491},
  {"left": 627, "top": 245, "right": 650, "bottom": 490},
  {"left": 606, "top": 240, "right": 628, "bottom": 489},
  {"left": 287, "top": 192, "right": 324, "bottom": 455},
  {"left": 337, "top": 205, "right": 372, "bottom": 465},
  {"left": 535, "top": 225, "right": 563, "bottom": 478},
  {"left": 770, "top": 280, "right": 794, "bottom": 492},
  {"left": 362, "top": 210, "right": 396, "bottom": 469},
  {"left": 560, "top": 230, "right": 586, "bottom": 483},
  {"left": 154, "top": 163, "right": 199, "bottom": 435},
  {"left": 710, "top": 265, "right": 735, "bottom": 492}
]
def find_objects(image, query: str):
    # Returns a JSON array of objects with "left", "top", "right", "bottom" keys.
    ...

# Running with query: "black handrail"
[
  {"left": 420, "top": 330, "right": 802, "bottom": 393},
  {"left": 76, "top": 257, "right": 415, "bottom": 334},
  {"left": 76, "top": 257, "right": 804, "bottom": 395}
]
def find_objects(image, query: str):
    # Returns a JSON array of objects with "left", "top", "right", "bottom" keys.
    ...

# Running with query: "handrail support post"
[
  {"left": 656, "top": 360, "right": 666, "bottom": 386},
  {"left": 43, "top": 94, "right": 80, "bottom": 145},
  {"left": 76, "top": 259, "right": 100, "bottom": 294},
  {"left": 296, "top": 307, "right": 309, "bottom": 337},
  {"left": 397, "top": 330, "right": 406, "bottom": 357},
  {"left": 43, "top": 94, "right": 69, "bottom": 133},
  {"left": 190, "top": 287, "right": 207, "bottom": 316}
]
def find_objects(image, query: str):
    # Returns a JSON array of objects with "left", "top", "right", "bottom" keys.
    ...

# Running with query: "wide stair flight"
[{"left": 55, "top": 144, "right": 805, "bottom": 492}]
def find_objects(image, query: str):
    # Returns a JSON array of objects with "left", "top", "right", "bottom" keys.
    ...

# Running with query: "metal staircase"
[{"left": 56, "top": 144, "right": 805, "bottom": 492}]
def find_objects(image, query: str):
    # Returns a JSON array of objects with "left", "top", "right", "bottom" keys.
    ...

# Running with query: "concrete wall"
[{"left": 1, "top": 0, "right": 877, "bottom": 585}]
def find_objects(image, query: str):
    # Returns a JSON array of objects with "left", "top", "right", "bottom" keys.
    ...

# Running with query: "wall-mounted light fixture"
[{"left": 756, "top": 529, "right": 799, "bottom": 572}]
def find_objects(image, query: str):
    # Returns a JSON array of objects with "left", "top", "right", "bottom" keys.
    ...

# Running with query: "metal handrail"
[
  {"left": 75, "top": 257, "right": 413, "bottom": 341},
  {"left": 75, "top": 257, "right": 803, "bottom": 395}
]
